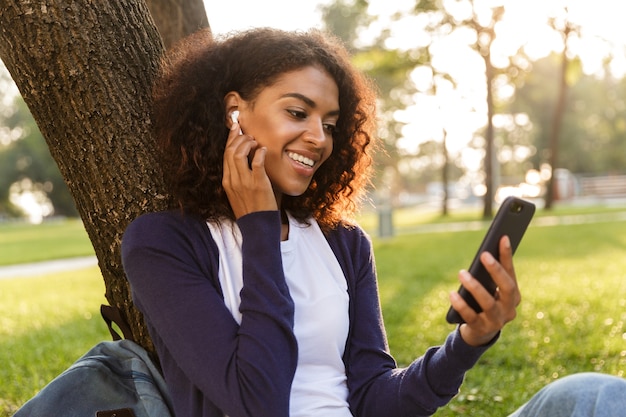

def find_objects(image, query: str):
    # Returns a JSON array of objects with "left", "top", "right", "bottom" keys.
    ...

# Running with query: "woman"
[{"left": 121, "top": 27, "right": 623, "bottom": 417}]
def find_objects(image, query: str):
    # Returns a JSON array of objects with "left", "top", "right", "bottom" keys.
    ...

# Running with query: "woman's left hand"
[
  {"left": 222, "top": 120, "right": 277, "bottom": 219},
  {"left": 449, "top": 235, "right": 521, "bottom": 346}
]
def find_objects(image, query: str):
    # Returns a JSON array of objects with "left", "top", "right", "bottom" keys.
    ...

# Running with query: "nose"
[{"left": 303, "top": 118, "right": 329, "bottom": 148}]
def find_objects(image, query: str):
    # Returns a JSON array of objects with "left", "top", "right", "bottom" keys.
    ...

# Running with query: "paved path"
[
  {"left": 0, "top": 255, "right": 98, "bottom": 279},
  {"left": 396, "top": 209, "right": 626, "bottom": 235}
]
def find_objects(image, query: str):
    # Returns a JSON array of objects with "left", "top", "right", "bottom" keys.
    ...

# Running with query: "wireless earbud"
[{"left": 230, "top": 110, "right": 242, "bottom": 134}]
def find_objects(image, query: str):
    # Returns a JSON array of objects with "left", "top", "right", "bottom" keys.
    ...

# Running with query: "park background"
[{"left": 1, "top": 0, "right": 626, "bottom": 416}]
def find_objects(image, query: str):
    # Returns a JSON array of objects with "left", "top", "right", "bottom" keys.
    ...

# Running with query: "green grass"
[
  {"left": 1, "top": 209, "right": 626, "bottom": 416},
  {"left": 376, "top": 220, "right": 626, "bottom": 415},
  {"left": 0, "top": 219, "right": 94, "bottom": 266},
  {"left": 0, "top": 267, "right": 109, "bottom": 416}
]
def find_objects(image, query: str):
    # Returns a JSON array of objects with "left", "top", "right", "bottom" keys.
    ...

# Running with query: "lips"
[{"left": 287, "top": 151, "right": 315, "bottom": 168}]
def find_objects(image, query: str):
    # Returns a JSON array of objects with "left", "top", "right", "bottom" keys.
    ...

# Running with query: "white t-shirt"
[{"left": 207, "top": 214, "right": 352, "bottom": 416}]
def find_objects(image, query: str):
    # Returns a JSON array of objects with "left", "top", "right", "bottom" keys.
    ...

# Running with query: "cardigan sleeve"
[
  {"left": 121, "top": 210, "right": 297, "bottom": 417},
  {"left": 328, "top": 225, "right": 495, "bottom": 417}
]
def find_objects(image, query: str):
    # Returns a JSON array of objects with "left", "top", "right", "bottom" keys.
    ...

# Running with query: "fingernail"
[
  {"left": 483, "top": 252, "right": 496, "bottom": 265},
  {"left": 459, "top": 270, "right": 471, "bottom": 283},
  {"left": 503, "top": 235, "right": 511, "bottom": 248}
]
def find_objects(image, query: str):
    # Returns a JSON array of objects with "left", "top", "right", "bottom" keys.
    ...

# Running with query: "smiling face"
[{"left": 229, "top": 66, "right": 340, "bottom": 205}]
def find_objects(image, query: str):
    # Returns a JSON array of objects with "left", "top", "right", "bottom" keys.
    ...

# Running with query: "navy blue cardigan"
[{"left": 122, "top": 210, "right": 493, "bottom": 417}]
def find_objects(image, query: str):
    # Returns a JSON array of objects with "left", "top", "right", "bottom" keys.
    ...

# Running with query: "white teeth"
[{"left": 288, "top": 152, "right": 314, "bottom": 167}]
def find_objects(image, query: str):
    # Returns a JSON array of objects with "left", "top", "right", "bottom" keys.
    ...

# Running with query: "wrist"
[{"left": 459, "top": 324, "right": 499, "bottom": 347}]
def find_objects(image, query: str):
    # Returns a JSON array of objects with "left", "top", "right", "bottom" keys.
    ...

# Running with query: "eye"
[
  {"left": 287, "top": 109, "right": 307, "bottom": 119},
  {"left": 323, "top": 123, "right": 337, "bottom": 134}
]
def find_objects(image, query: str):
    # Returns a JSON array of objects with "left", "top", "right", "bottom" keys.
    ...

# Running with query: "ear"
[{"left": 224, "top": 91, "right": 243, "bottom": 129}]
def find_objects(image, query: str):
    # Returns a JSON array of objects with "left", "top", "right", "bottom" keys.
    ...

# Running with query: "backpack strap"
[{"left": 101, "top": 304, "right": 136, "bottom": 342}]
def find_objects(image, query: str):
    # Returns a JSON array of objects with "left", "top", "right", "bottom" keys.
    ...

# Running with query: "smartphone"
[{"left": 446, "top": 196, "right": 535, "bottom": 324}]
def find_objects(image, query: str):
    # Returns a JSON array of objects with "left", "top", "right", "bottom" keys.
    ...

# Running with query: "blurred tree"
[
  {"left": 471, "top": 4, "right": 504, "bottom": 218},
  {"left": 322, "top": 0, "right": 424, "bottom": 207},
  {"left": 325, "top": 0, "right": 625, "bottom": 215},
  {"left": 0, "top": 0, "right": 208, "bottom": 354},
  {"left": 321, "top": 0, "right": 371, "bottom": 50},
  {"left": 328, "top": 0, "right": 626, "bottom": 215},
  {"left": 413, "top": 0, "right": 546, "bottom": 217},
  {"left": 505, "top": 4, "right": 626, "bottom": 203},
  {"left": 543, "top": 10, "right": 578, "bottom": 210},
  {"left": 326, "top": 0, "right": 520, "bottom": 217},
  {"left": 512, "top": 54, "right": 626, "bottom": 176},
  {"left": 145, "top": 0, "right": 209, "bottom": 49},
  {"left": 0, "top": 94, "right": 78, "bottom": 218},
  {"left": 322, "top": 0, "right": 469, "bottom": 213}
]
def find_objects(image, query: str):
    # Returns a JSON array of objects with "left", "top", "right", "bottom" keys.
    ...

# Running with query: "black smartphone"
[{"left": 446, "top": 196, "right": 535, "bottom": 324}]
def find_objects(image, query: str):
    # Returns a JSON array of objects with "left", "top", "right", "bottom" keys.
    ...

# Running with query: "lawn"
[
  {"left": 375, "top": 218, "right": 626, "bottom": 415},
  {"left": 0, "top": 267, "right": 108, "bottom": 416},
  {"left": 1, "top": 208, "right": 625, "bottom": 416},
  {"left": 0, "top": 219, "right": 94, "bottom": 266}
]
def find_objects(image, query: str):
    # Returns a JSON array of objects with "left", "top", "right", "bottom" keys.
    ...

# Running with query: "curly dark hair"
[{"left": 152, "top": 27, "right": 378, "bottom": 230}]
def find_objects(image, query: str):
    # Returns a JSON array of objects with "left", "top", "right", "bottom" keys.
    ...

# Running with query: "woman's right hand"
[
  {"left": 222, "top": 121, "right": 277, "bottom": 219},
  {"left": 450, "top": 235, "right": 521, "bottom": 346}
]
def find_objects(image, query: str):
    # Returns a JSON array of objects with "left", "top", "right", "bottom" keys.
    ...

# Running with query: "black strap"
[{"left": 100, "top": 304, "right": 135, "bottom": 342}]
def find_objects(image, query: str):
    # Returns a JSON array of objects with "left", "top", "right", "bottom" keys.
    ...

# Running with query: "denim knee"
[{"left": 509, "top": 372, "right": 626, "bottom": 417}]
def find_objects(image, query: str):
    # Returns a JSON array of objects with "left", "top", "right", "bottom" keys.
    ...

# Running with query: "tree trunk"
[
  {"left": 441, "top": 128, "right": 449, "bottom": 216},
  {"left": 0, "top": 0, "right": 208, "bottom": 355},
  {"left": 482, "top": 50, "right": 495, "bottom": 219},
  {"left": 146, "top": 0, "right": 210, "bottom": 49},
  {"left": 544, "top": 26, "right": 571, "bottom": 210}
]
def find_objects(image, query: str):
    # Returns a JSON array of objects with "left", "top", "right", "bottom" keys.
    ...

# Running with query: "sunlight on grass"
[
  {"left": 0, "top": 267, "right": 109, "bottom": 416},
  {"left": 0, "top": 219, "right": 94, "bottom": 266},
  {"left": 374, "top": 220, "right": 626, "bottom": 416},
  {"left": 2, "top": 212, "right": 626, "bottom": 416}
]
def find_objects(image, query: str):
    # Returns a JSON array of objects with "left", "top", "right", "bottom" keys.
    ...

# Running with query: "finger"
[
  {"left": 249, "top": 146, "right": 267, "bottom": 173},
  {"left": 223, "top": 140, "right": 257, "bottom": 200},
  {"left": 224, "top": 133, "right": 256, "bottom": 171},
  {"left": 457, "top": 269, "right": 497, "bottom": 315},
  {"left": 480, "top": 250, "right": 520, "bottom": 308},
  {"left": 496, "top": 236, "right": 520, "bottom": 306},
  {"left": 249, "top": 147, "right": 277, "bottom": 210},
  {"left": 223, "top": 120, "right": 253, "bottom": 161},
  {"left": 225, "top": 118, "right": 243, "bottom": 143},
  {"left": 498, "top": 235, "right": 516, "bottom": 280},
  {"left": 449, "top": 289, "right": 479, "bottom": 324},
  {"left": 232, "top": 139, "right": 257, "bottom": 172}
]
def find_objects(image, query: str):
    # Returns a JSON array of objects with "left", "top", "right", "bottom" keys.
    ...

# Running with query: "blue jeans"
[{"left": 509, "top": 373, "right": 626, "bottom": 417}]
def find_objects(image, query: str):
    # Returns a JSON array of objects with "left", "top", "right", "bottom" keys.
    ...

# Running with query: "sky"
[{"left": 203, "top": 1, "right": 331, "bottom": 35}]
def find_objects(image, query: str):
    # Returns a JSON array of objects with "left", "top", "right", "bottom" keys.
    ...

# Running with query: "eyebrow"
[{"left": 281, "top": 93, "right": 340, "bottom": 116}]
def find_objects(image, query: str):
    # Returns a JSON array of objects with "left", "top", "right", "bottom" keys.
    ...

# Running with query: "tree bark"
[{"left": 0, "top": 0, "right": 208, "bottom": 355}]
